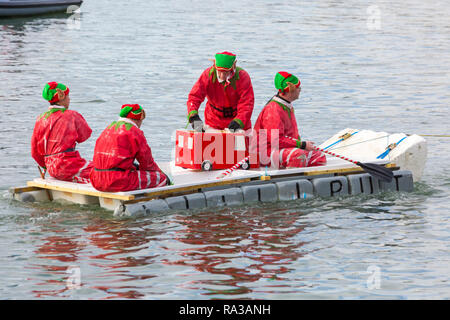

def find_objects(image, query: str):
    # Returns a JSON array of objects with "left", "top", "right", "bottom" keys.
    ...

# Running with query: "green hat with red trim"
[
  {"left": 120, "top": 104, "right": 146, "bottom": 120},
  {"left": 42, "top": 82, "right": 70, "bottom": 104},
  {"left": 274, "top": 72, "right": 301, "bottom": 93},
  {"left": 215, "top": 51, "right": 236, "bottom": 71}
]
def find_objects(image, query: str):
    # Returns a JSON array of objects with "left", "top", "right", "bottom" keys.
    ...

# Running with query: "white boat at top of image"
[{"left": 0, "top": 0, "right": 82, "bottom": 17}]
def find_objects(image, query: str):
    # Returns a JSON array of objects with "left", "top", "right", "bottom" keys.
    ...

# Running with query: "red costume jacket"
[
  {"left": 31, "top": 107, "right": 92, "bottom": 182},
  {"left": 90, "top": 119, "right": 166, "bottom": 192},
  {"left": 253, "top": 96, "right": 300, "bottom": 158},
  {"left": 187, "top": 66, "right": 254, "bottom": 130},
  {"left": 253, "top": 96, "right": 327, "bottom": 168}
]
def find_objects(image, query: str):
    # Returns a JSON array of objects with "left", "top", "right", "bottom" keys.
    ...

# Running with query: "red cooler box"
[{"left": 175, "top": 129, "right": 258, "bottom": 171}]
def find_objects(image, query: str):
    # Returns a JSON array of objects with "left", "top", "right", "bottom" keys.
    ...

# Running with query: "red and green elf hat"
[
  {"left": 214, "top": 51, "right": 236, "bottom": 71},
  {"left": 42, "top": 82, "right": 70, "bottom": 103},
  {"left": 119, "top": 104, "right": 146, "bottom": 120},
  {"left": 274, "top": 72, "right": 301, "bottom": 93}
]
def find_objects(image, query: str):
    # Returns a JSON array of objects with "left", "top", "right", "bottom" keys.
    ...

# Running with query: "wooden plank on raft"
[
  {"left": 9, "top": 186, "right": 42, "bottom": 194},
  {"left": 27, "top": 180, "right": 135, "bottom": 201},
  {"left": 301, "top": 163, "right": 398, "bottom": 177}
]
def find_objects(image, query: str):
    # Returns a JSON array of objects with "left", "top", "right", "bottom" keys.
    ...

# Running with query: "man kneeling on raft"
[
  {"left": 187, "top": 51, "right": 254, "bottom": 132},
  {"left": 90, "top": 104, "right": 168, "bottom": 192},
  {"left": 253, "top": 72, "right": 327, "bottom": 168},
  {"left": 31, "top": 82, "right": 94, "bottom": 183}
]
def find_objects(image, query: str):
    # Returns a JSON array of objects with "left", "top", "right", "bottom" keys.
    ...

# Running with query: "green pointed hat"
[
  {"left": 42, "top": 82, "right": 70, "bottom": 103},
  {"left": 215, "top": 51, "right": 236, "bottom": 71},
  {"left": 274, "top": 72, "right": 300, "bottom": 93},
  {"left": 120, "top": 104, "right": 146, "bottom": 120}
]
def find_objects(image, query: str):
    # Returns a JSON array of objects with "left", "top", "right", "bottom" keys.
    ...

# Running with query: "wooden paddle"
[{"left": 285, "top": 136, "right": 394, "bottom": 182}]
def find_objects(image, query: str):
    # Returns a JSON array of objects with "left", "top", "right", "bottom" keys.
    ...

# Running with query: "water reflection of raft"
[
  {"left": 0, "top": 0, "right": 82, "bottom": 17},
  {"left": 10, "top": 128, "right": 427, "bottom": 217}
]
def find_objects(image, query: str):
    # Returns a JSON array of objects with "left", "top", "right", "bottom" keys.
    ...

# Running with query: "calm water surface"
[{"left": 0, "top": 0, "right": 449, "bottom": 299}]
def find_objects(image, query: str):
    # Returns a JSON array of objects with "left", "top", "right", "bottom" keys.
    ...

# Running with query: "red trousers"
[
  {"left": 90, "top": 169, "right": 167, "bottom": 192},
  {"left": 71, "top": 161, "right": 94, "bottom": 184},
  {"left": 267, "top": 148, "right": 327, "bottom": 169}
]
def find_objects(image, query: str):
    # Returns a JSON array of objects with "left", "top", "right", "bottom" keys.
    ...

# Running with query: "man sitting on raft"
[
  {"left": 31, "top": 82, "right": 93, "bottom": 183},
  {"left": 253, "top": 72, "right": 327, "bottom": 169},
  {"left": 90, "top": 104, "right": 168, "bottom": 192},
  {"left": 187, "top": 51, "right": 255, "bottom": 132}
]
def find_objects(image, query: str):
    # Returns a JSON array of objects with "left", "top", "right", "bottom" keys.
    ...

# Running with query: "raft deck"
[
  {"left": 10, "top": 127, "right": 425, "bottom": 217},
  {"left": 10, "top": 156, "right": 413, "bottom": 217}
]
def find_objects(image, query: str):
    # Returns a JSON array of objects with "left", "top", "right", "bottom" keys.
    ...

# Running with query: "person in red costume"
[
  {"left": 253, "top": 72, "right": 327, "bottom": 169},
  {"left": 31, "top": 82, "right": 93, "bottom": 183},
  {"left": 187, "top": 51, "right": 255, "bottom": 132},
  {"left": 90, "top": 104, "right": 168, "bottom": 192}
]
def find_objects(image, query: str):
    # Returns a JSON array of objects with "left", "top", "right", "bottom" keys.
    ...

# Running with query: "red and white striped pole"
[
  {"left": 284, "top": 135, "right": 359, "bottom": 165},
  {"left": 284, "top": 135, "right": 395, "bottom": 183},
  {"left": 216, "top": 156, "right": 250, "bottom": 179}
]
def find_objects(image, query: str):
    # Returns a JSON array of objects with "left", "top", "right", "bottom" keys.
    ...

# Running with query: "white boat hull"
[{"left": 319, "top": 128, "right": 427, "bottom": 182}]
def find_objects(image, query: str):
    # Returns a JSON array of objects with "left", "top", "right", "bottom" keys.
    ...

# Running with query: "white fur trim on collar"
[
  {"left": 118, "top": 117, "right": 139, "bottom": 127},
  {"left": 48, "top": 105, "right": 67, "bottom": 110},
  {"left": 272, "top": 96, "right": 293, "bottom": 109}
]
